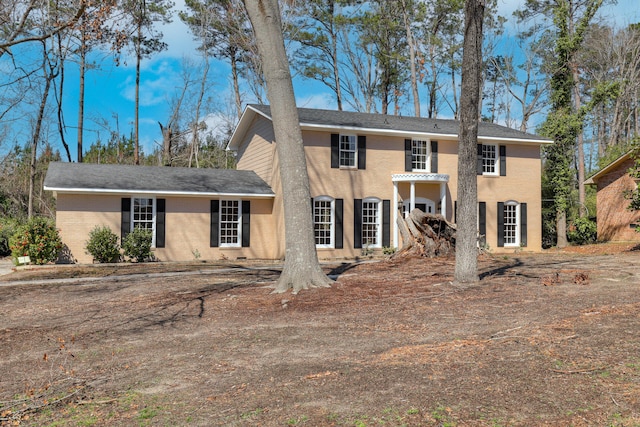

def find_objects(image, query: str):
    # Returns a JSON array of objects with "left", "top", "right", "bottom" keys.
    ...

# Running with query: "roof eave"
[
  {"left": 43, "top": 186, "right": 275, "bottom": 198},
  {"left": 300, "top": 123, "right": 553, "bottom": 144},
  {"left": 585, "top": 151, "right": 633, "bottom": 184}
]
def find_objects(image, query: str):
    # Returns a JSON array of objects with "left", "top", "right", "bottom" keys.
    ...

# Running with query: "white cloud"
[{"left": 296, "top": 93, "right": 337, "bottom": 110}]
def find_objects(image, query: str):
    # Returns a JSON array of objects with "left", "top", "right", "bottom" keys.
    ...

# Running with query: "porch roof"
[{"left": 392, "top": 173, "right": 450, "bottom": 183}]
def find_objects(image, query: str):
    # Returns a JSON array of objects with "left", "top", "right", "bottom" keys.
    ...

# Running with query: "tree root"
[{"left": 393, "top": 209, "right": 457, "bottom": 259}]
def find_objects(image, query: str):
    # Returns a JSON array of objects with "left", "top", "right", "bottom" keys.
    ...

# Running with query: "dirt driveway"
[{"left": 1, "top": 246, "right": 640, "bottom": 426}]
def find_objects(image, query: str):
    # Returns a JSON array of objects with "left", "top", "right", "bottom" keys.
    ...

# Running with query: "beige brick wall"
[
  {"left": 595, "top": 158, "right": 640, "bottom": 242},
  {"left": 56, "top": 194, "right": 278, "bottom": 263}
]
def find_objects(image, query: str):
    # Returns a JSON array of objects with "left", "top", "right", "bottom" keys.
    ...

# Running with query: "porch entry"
[{"left": 391, "top": 173, "right": 450, "bottom": 249}]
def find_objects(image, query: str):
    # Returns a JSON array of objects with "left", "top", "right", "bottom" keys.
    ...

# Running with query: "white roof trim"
[
  {"left": 301, "top": 122, "right": 553, "bottom": 145},
  {"left": 44, "top": 186, "right": 275, "bottom": 198},
  {"left": 392, "top": 173, "right": 450, "bottom": 183}
]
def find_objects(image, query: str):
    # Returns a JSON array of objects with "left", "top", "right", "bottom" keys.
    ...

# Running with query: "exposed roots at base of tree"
[
  {"left": 272, "top": 271, "right": 333, "bottom": 295},
  {"left": 392, "top": 209, "right": 457, "bottom": 259}
]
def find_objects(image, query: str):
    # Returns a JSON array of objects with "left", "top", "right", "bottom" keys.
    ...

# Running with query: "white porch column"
[
  {"left": 393, "top": 181, "right": 399, "bottom": 249},
  {"left": 440, "top": 182, "right": 447, "bottom": 218},
  {"left": 410, "top": 181, "right": 416, "bottom": 212}
]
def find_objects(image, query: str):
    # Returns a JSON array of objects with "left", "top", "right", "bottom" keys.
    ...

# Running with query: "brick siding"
[{"left": 596, "top": 158, "right": 640, "bottom": 242}]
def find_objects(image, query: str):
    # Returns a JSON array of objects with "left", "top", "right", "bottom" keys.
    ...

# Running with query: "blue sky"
[{"left": 59, "top": 0, "right": 640, "bottom": 162}]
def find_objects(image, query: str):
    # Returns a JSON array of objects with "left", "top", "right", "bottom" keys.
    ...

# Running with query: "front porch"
[{"left": 392, "top": 173, "right": 450, "bottom": 249}]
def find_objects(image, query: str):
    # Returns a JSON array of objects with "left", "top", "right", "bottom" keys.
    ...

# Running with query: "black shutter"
[
  {"left": 497, "top": 202, "right": 505, "bottom": 247},
  {"left": 431, "top": 140, "right": 438, "bottom": 172},
  {"left": 210, "top": 200, "right": 219, "bottom": 247},
  {"left": 242, "top": 200, "right": 250, "bottom": 247},
  {"left": 454, "top": 201, "right": 457, "bottom": 223},
  {"left": 520, "top": 202, "right": 527, "bottom": 247},
  {"left": 331, "top": 133, "right": 339, "bottom": 168},
  {"left": 405, "top": 139, "right": 412, "bottom": 171},
  {"left": 335, "top": 198, "right": 344, "bottom": 249},
  {"left": 477, "top": 144, "right": 484, "bottom": 175},
  {"left": 354, "top": 199, "right": 363, "bottom": 249},
  {"left": 382, "top": 200, "right": 391, "bottom": 247},
  {"left": 156, "top": 198, "right": 166, "bottom": 248},
  {"left": 478, "top": 201, "right": 486, "bottom": 247},
  {"left": 500, "top": 145, "right": 507, "bottom": 176},
  {"left": 121, "top": 198, "right": 131, "bottom": 243},
  {"left": 358, "top": 135, "right": 366, "bottom": 170}
]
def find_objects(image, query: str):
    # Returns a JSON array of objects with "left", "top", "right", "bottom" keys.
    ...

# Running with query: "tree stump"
[{"left": 393, "top": 208, "right": 457, "bottom": 258}]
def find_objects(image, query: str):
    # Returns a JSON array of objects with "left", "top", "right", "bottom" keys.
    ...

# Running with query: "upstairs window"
[
  {"left": 478, "top": 144, "right": 506, "bottom": 176},
  {"left": 482, "top": 144, "right": 498, "bottom": 175},
  {"left": 405, "top": 139, "right": 437, "bottom": 172},
  {"left": 339, "top": 134, "right": 357, "bottom": 167},
  {"left": 412, "top": 139, "right": 429, "bottom": 171}
]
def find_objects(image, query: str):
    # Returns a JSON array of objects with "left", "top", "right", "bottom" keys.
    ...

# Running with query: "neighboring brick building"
[{"left": 586, "top": 152, "right": 640, "bottom": 242}]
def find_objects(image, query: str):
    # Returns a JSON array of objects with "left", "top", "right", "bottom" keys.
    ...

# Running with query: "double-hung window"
[
  {"left": 503, "top": 201, "right": 520, "bottom": 247},
  {"left": 362, "top": 198, "right": 381, "bottom": 247},
  {"left": 313, "top": 196, "right": 334, "bottom": 248},
  {"left": 481, "top": 144, "right": 498, "bottom": 175},
  {"left": 412, "top": 139, "right": 429, "bottom": 171},
  {"left": 132, "top": 197, "right": 156, "bottom": 245},
  {"left": 339, "top": 134, "right": 357, "bottom": 167},
  {"left": 220, "top": 200, "right": 241, "bottom": 247}
]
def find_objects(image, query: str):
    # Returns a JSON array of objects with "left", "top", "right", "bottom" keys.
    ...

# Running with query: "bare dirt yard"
[{"left": 1, "top": 243, "right": 640, "bottom": 426}]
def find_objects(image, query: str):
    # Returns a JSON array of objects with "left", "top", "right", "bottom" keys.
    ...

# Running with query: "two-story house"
[
  {"left": 229, "top": 104, "right": 552, "bottom": 258},
  {"left": 44, "top": 104, "right": 552, "bottom": 264}
]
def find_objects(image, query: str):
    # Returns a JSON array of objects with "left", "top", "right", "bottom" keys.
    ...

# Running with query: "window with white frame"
[
  {"left": 412, "top": 139, "right": 430, "bottom": 171},
  {"left": 482, "top": 144, "right": 498, "bottom": 175},
  {"left": 362, "top": 198, "right": 381, "bottom": 247},
  {"left": 313, "top": 196, "right": 334, "bottom": 247},
  {"left": 503, "top": 201, "right": 520, "bottom": 246},
  {"left": 220, "top": 200, "right": 241, "bottom": 247},
  {"left": 132, "top": 197, "right": 156, "bottom": 246},
  {"left": 339, "top": 134, "right": 357, "bottom": 167},
  {"left": 132, "top": 198, "right": 154, "bottom": 230}
]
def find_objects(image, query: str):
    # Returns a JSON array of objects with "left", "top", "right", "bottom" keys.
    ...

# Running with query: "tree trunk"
[
  {"left": 77, "top": 34, "right": 86, "bottom": 163},
  {"left": 401, "top": 0, "right": 420, "bottom": 117},
  {"left": 556, "top": 209, "right": 568, "bottom": 248},
  {"left": 572, "top": 62, "right": 586, "bottom": 217},
  {"left": 243, "top": 0, "right": 332, "bottom": 294},
  {"left": 134, "top": 24, "right": 141, "bottom": 165},
  {"left": 159, "top": 122, "right": 172, "bottom": 166},
  {"left": 454, "top": 0, "right": 484, "bottom": 284},
  {"left": 29, "top": 46, "right": 54, "bottom": 218}
]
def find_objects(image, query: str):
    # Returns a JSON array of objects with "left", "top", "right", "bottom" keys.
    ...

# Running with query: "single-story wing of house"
[
  {"left": 585, "top": 151, "right": 640, "bottom": 242},
  {"left": 44, "top": 162, "right": 277, "bottom": 263}
]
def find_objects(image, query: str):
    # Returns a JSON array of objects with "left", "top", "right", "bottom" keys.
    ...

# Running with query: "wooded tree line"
[{"left": 1, "top": 0, "right": 639, "bottom": 247}]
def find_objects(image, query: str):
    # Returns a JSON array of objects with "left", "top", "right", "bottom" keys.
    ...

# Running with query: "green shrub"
[
  {"left": 567, "top": 217, "right": 597, "bottom": 245},
  {"left": 122, "top": 227, "right": 153, "bottom": 262},
  {"left": 85, "top": 226, "right": 121, "bottom": 263},
  {"left": 0, "top": 217, "right": 19, "bottom": 257},
  {"left": 9, "top": 217, "right": 63, "bottom": 265}
]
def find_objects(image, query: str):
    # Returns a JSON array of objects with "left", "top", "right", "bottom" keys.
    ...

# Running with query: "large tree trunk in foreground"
[
  {"left": 393, "top": 209, "right": 457, "bottom": 258},
  {"left": 244, "top": 0, "right": 332, "bottom": 294},
  {"left": 454, "top": 0, "right": 484, "bottom": 284}
]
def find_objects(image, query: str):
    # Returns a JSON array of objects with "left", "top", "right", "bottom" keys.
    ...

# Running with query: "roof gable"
[
  {"left": 44, "top": 162, "right": 274, "bottom": 197},
  {"left": 585, "top": 151, "right": 634, "bottom": 185}
]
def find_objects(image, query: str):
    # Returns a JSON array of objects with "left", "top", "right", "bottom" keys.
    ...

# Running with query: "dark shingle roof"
[
  {"left": 44, "top": 162, "right": 274, "bottom": 197},
  {"left": 248, "top": 104, "right": 552, "bottom": 143}
]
